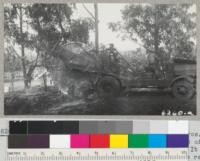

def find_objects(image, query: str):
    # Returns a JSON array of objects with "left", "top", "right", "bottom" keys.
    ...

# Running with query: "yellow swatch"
[{"left": 110, "top": 134, "right": 128, "bottom": 148}]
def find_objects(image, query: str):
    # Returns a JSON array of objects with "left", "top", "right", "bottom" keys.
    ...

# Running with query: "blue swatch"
[{"left": 148, "top": 134, "right": 167, "bottom": 148}]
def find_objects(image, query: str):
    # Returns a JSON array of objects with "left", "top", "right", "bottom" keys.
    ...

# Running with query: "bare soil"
[{"left": 4, "top": 86, "right": 196, "bottom": 115}]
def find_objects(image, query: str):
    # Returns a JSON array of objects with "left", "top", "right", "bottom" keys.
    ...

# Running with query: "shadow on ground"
[{"left": 4, "top": 86, "right": 196, "bottom": 115}]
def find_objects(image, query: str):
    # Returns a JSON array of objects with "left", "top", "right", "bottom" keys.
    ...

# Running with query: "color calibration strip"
[
  {"left": 8, "top": 120, "right": 189, "bottom": 149},
  {"left": 8, "top": 134, "right": 189, "bottom": 149}
]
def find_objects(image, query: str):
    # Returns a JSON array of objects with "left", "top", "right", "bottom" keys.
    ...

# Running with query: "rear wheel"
[
  {"left": 96, "top": 76, "right": 121, "bottom": 98},
  {"left": 172, "top": 79, "right": 195, "bottom": 100}
]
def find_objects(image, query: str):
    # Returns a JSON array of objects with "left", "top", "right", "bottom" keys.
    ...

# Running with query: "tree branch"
[{"left": 82, "top": 3, "right": 95, "bottom": 21}]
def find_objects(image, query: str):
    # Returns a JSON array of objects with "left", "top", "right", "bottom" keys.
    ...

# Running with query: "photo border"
[{"left": 0, "top": 0, "right": 199, "bottom": 120}]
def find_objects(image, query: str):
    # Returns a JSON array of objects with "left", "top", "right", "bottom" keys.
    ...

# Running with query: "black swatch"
[
  {"left": 9, "top": 121, "right": 28, "bottom": 134},
  {"left": 28, "top": 121, "right": 79, "bottom": 134}
]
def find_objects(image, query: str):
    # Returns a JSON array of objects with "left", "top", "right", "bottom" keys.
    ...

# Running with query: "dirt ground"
[{"left": 4, "top": 86, "right": 196, "bottom": 115}]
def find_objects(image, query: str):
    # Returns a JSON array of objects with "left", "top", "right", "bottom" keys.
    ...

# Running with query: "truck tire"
[
  {"left": 96, "top": 76, "right": 121, "bottom": 98},
  {"left": 172, "top": 79, "right": 195, "bottom": 100}
]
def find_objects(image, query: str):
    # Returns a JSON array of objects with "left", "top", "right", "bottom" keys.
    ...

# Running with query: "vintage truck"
[{"left": 53, "top": 43, "right": 196, "bottom": 100}]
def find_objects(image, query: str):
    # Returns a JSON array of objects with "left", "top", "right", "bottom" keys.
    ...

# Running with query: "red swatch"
[{"left": 90, "top": 134, "right": 110, "bottom": 148}]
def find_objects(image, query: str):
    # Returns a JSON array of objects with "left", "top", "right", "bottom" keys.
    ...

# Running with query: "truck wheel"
[
  {"left": 96, "top": 76, "right": 121, "bottom": 98},
  {"left": 172, "top": 79, "right": 195, "bottom": 100}
]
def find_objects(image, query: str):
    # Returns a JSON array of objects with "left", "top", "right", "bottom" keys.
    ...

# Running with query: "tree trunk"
[
  {"left": 94, "top": 2, "right": 99, "bottom": 55},
  {"left": 10, "top": 56, "right": 15, "bottom": 92},
  {"left": 154, "top": 5, "right": 159, "bottom": 59},
  {"left": 19, "top": 5, "right": 28, "bottom": 89},
  {"left": 43, "top": 74, "right": 48, "bottom": 91},
  {"left": 153, "top": 5, "right": 164, "bottom": 78},
  {"left": 10, "top": 72, "right": 15, "bottom": 92}
]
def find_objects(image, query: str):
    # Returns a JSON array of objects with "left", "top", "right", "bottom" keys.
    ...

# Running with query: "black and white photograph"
[{"left": 4, "top": 3, "right": 197, "bottom": 115}]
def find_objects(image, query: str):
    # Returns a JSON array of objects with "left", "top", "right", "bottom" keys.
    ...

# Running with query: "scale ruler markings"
[{"left": 6, "top": 149, "right": 189, "bottom": 161}]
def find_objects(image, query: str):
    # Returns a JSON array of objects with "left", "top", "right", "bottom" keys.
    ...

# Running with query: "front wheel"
[
  {"left": 96, "top": 76, "right": 121, "bottom": 98},
  {"left": 172, "top": 79, "right": 195, "bottom": 100}
]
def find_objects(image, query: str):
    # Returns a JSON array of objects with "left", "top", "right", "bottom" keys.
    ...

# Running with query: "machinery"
[{"left": 54, "top": 43, "right": 196, "bottom": 100}]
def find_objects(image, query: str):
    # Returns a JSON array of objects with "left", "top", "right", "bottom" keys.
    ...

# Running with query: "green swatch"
[{"left": 128, "top": 134, "right": 148, "bottom": 148}]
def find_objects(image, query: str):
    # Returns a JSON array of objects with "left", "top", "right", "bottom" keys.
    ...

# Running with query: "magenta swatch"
[{"left": 71, "top": 134, "right": 90, "bottom": 148}]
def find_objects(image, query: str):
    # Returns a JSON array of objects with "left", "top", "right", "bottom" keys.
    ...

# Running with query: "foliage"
[
  {"left": 109, "top": 4, "right": 196, "bottom": 69},
  {"left": 28, "top": 4, "right": 94, "bottom": 51},
  {"left": 4, "top": 51, "right": 22, "bottom": 73},
  {"left": 4, "top": 3, "right": 94, "bottom": 90},
  {"left": 28, "top": 4, "right": 72, "bottom": 48},
  {"left": 4, "top": 4, "right": 40, "bottom": 88},
  {"left": 4, "top": 4, "right": 34, "bottom": 49},
  {"left": 70, "top": 18, "right": 94, "bottom": 43}
]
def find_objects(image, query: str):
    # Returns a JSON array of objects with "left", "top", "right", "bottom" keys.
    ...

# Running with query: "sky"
[
  {"left": 72, "top": 3, "right": 141, "bottom": 51},
  {"left": 5, "top": 3, "right": 196, "bottom": 58},
  {"left": 72, "top": 3, "right": 196, "bottom": 52}
]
